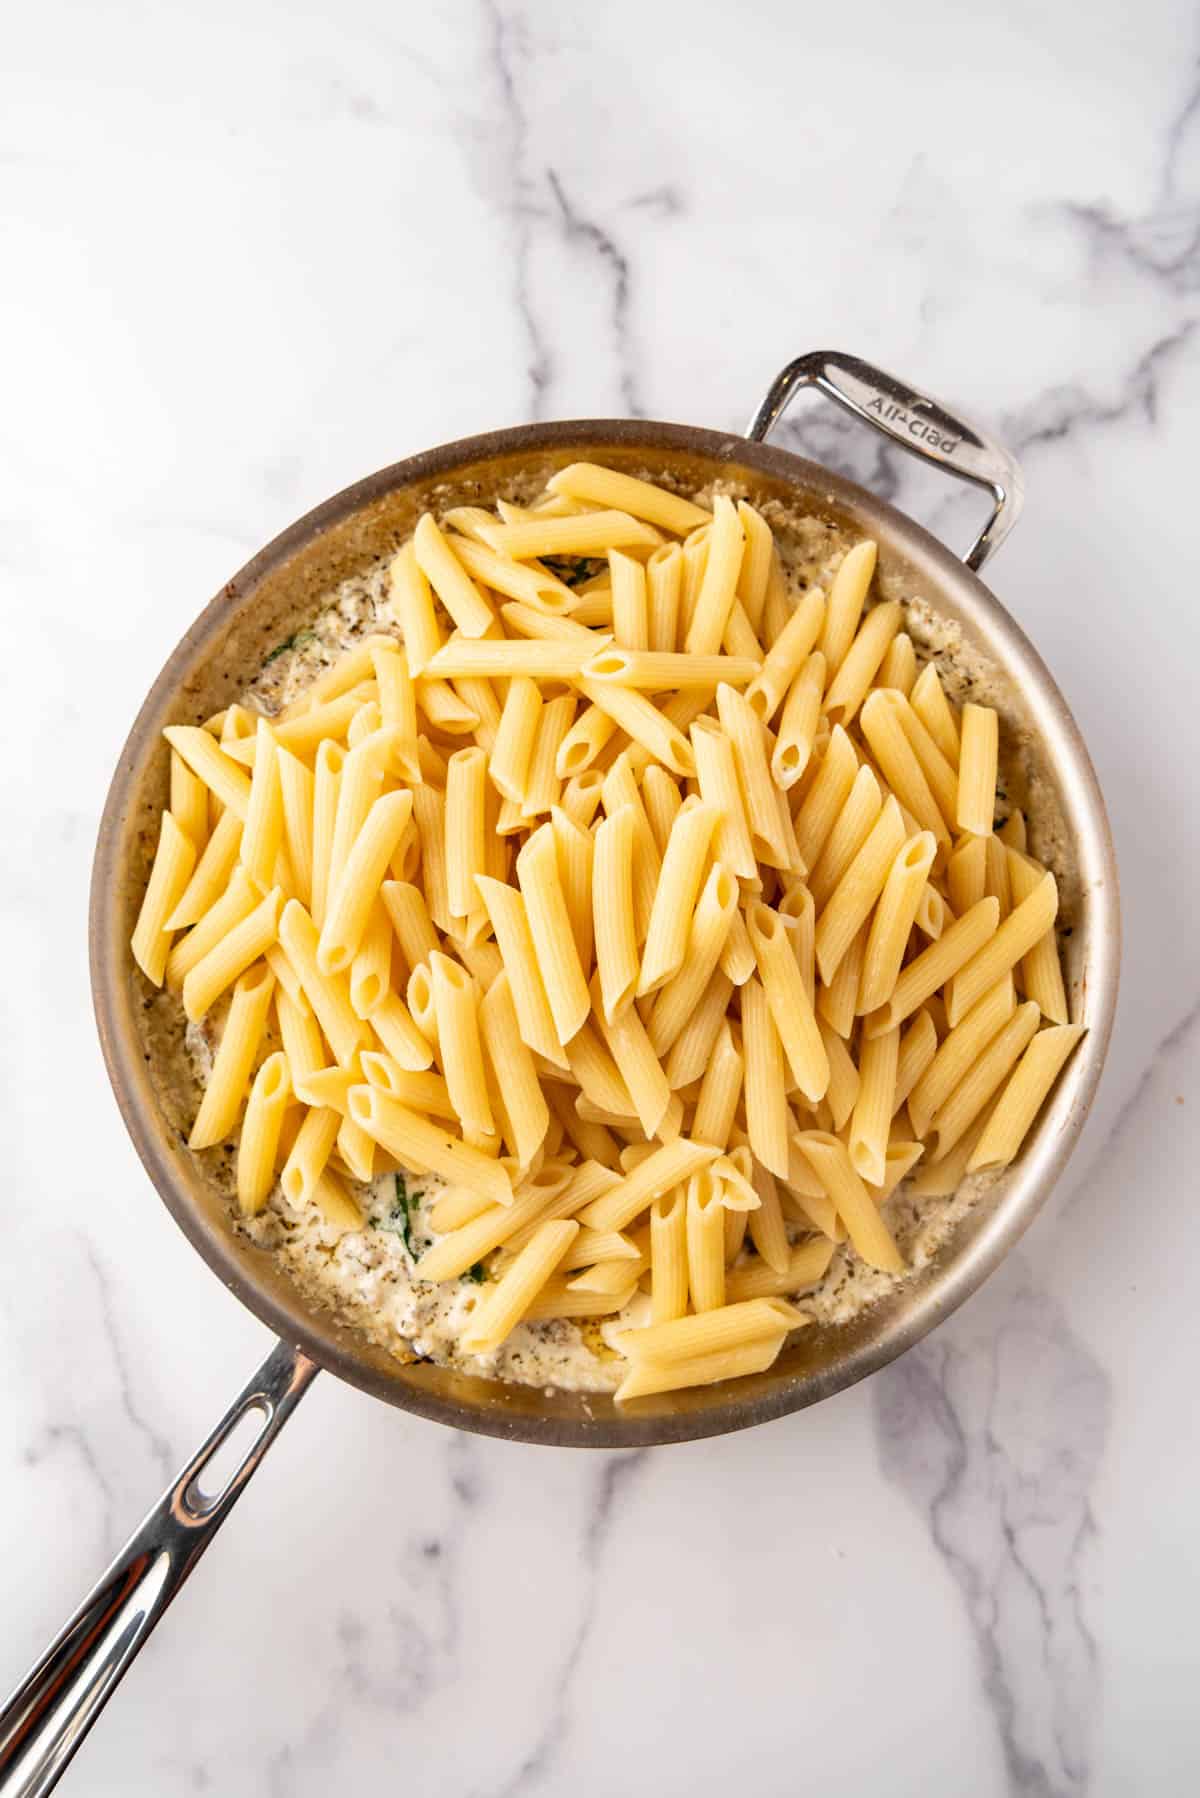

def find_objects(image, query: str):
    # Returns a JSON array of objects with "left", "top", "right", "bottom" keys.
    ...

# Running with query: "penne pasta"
[
  {"left": 819, "top": 540, "right": 876, "bottom": 674},
  {"left": 967, "top": 1024, "right": 1086, "bottom": 1171},
  {"left": 546, "top": 462, "right": 711, "bottom": 535},
  {"left": 822, "top": 600, "right": 903, "bottom": 726},
  {"left": 685, "top": 494, "right": 745, "bottom": 656},
  {"left": 686, "top": 1170, "right": 727, "bottom": 1312},
  {"left": 189, "top": 963, "right": 276, "bottom": 1149},
  {"left": 956, "top": 703, "right": 1000, "bottom": 836},
  {"left": 132, "top": 813, "right": 197, "bottom": 986}
]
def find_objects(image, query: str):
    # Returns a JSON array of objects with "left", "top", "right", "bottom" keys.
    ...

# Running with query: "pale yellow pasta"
[
  {"left": 349, "top": 901, "right": 393, "bottom": 1017},
  {"left": 360, "top": 1054, "right": 454, "bottom": 1115},
  {"left": 598, "top": 754, "right": 661, "bottom": 943},
  {"left": 686, "top": 1170, "right": 726, "bottom": 1311},
  {"left": 309, "top": 1167, "right": 364, "bottom": 1233},
  {"left": 778, "top": 882, "right": 816, "bottom": 1005},
  {"left": 406, "top": 962, "right": 437, "bottom": 1049},
  {"left": 426, "top": 952, "right": 491, "bottom": 1139},
  {"left": 170, "top": 749, "right": 208, "bottom": 853},
  {"left": 453, "top": 933, "right": 504, "bottom": 991},
  {"left": 771, "top": 651, "right": 826, "bottom": 789},
  {"left": 1006, "top": 849, "right": 1069, "bottom": 1024},
  {"left": 689, "top": 716, "right": 757, "bottom": 879},
  {"left": 860, "top": 689, "right": 950, "bottom": 847},
  {"left": 165, "top": 807, "right": 242, "bottom": 931},
  {"left": 416, "top": 679, "right": 479, "bottom": 735},
  {"left": 867, "top": 1140, "right": 925, "bottom": 1202},
  {"left": 163, "top": 726, "right": 253, "bottom": 820},
  {"left": 740, "top": 976, "right": 789, "bottom": 1178},
  {"left": 411, "top": 782, "right": 451, "bottom": 933},
  {"left": 576, "top": 1138, "right": 720, "bottom": 1234},
  {"left": 486, "top": 510, "right": 659, "bottom": 560},
  {"left": 583, "top": 647, "right": 759, "bottom": 691},
  {"left": 823, "top": 600, "right": 904, "bottom": 727},
  {"left": 718, "top": 907, "right": 756, "bottom": 986},
  {"left": 255, "top": 690, "right": 373, "bottom": 760},
  {"left": 546, "top": 462, "right": 710, "bottom": 534},
  {"left": 956, "top": 703, "right": 999, "bottom": 836},
  {"left": 723, "top": 597, "right": 764, "bottom": 660},
  {"left": 370, "top": 641, "right": 421, "bottom": 781},
  {"left": 189, "top": 963, "right": 276, "bottom": 1149},
  {"left": 740, "top": 1159, "right": 786, "bottom": 1274},
  {"left": 725, "top": 1238, "right": 835, "bottom": 1302},
  {"left": 646, "top": 542, "right": 683, "bottom": 652},
  {"left": 910, "top": 662, "right": 961, "bottom": 765},
  {"left": 384, "top": 540, "right": 442, "bottom": 674},
  {"left": 608, "top": 549, "right": 648, "bottom": 649},
  {"left": 413, "top": 511, "right": 496, "bottom": 638},
  {"left": 929, "top": 1002, "right": 1041, "bottom": 1160},
  {"left": 280, "top": 1104, "right": 341, "bottom": 1206},
  {"left": 814, "top": 796, "right": 905, "bottom": 985},
  {"left": 793, "top": 724, "right": 858, "bottom": 870},
  {"left": 746, "top": 903, "right": 829, "bottom": 1102},
  {"left": 346, "top": 697, "right": 382, "bottom": 749},
  {"left": 984, "top": 830, "right": 1012, "bottom": 923},
  {"left": 239, "top": 718, "right": 285, "bottom": 891},
  {"left": 664, "top": 970, "right": 733, "bottom": 1090},
  {"left": 848, "top": 1025, "right": 899, "bottom": 1185},
  {"left": 999, "top": 809, "right": 1027, "bottom": 851},
  {"left": 236, "top": 1051, "right": 291, "bottom": 1214},
  {"left": 968, "top": 1025, "right": 1086, "bottom": 1171},
  {"left": 648, "top": 1189, "right": 689, "bottom": 1322},
  {"left": 558, "top": 1226, "right": 642, "bottom": 1272},
  {"left": 447, "top": 534, "right": 575, "bottom": 613},
  {"left": 641, "top": 764, "right": 683, "bottom": 854},
  {"left": 515, "top": 824, "right": 591, "bottom": 1044},
  {"left": 914, "top": 883, "right": 947, "bottom": 941},
  {"left": 947, "top": 834, "right": 987, "bottom": 917},
  {"left": 637, "top": 798, "right": 717, "bottom": 996},
  {"left": 894, "top": 1008, "right": 939, "bottom": 1115},
  {"left": 348, "top": 1085, "right": 512, "bottom": 1207},
  {"left": 552, "top": 703, "right": 616, "bottom": 782},
  {"left": 578, "top": 677, "right": 695, "bottom": 778},
  {"left": 378, "top": 880, "right": 437, "bottom": 979},
  {"left": 808, "top": 764, "right": 882, "bottom": 912},
  {"left": 816, "top": 919, "right": 868, "bottom": 1039},
  {"left": 615, "top": 1295, "right": 804, "bottom": 1364},
  {"left": 732, "top": 500, "right": 773, "bottom": 632},
  {"left": 277, "top": 899, "right": 368, "bottom": 1067},
  {"left": 945, "top": 872, "right": 1057, "bottom": 1026},
  {"left": 888, "top": 692, "right": 959, "bottom": 827},
  {"left": 877, "top": 631, "right": 917, "bottom": 694},
  {"left": 309, "top": 739, "right": 344, "bottom": 931},
  {"left": 478, "top": 971, "right": 549, "bottom": 1167},
  {"left": 716, "top": 682, "right": 789, "bottom": 866},
  {"left": 565, "top": 1255, "right": 648, "bottom": 1295},
  {"left": 443, "top": 745, "right": 487, "bottom": 926},
  {"left": 864, "top": 895, "right": 1000, "bottom": 1037},
  {"left": 182, "top": 885, "right": 282, "bottom": 1022},
  {"left": 792, "top": 1132, "right": 903, "bottom": 1272},
  {"left": 425, "top": 637, "right": 596, "bottom": 682},
  {"left": 565, "top": 1023, "right": 634, "bottom": 1117},
  {"left": 590, "top": 974, "right": 670, "bottom": 1138},
  {"left": 550, "top": 805, "right": 594, "bottom": 972},
  {"left": 907, "top": 975, "right": 1016, "bottom": 1138},
  {"left": 647, "top": 864, "right": 738, "bottom": 1056},
  {"left": 816, "top": 1017, "right": 860, "bottom": 1131},
  {"left": 292, "top": 1062, "right": 358, "bottom": 1114},
  {"left": 132, "top": 813, "right": 197, "bottom": 986},
  {"left": 692, "top": 1018, "right": 746, "bottom": 1147},
  {"left": 475, "top": 874, "right": 566, "bottom": 1068},
  {"left": 336, "top": 1111, "right": 378, "bottom": 1182},
  {"left": 819, "top": 540, "right": 876, "bottom": 675},
  {"left": 316, "top": 787, "right": 413, "bottom": 979},
  {"left": 262, "top": 941, "right": 307, "bottom": 1019},
  {"left": 524, "top": 692, "right": 575, "bottom": 816},
  {"left": 276, "top": 986, "right": 326, "bottom": 1086},
  {"left": 461, "top": 1219, "right": 579, "bottom": 1353},
  {"left": 614, "top": 1333, "right": 795, "bottom": 1402},
  {"left": 489, "top": 676, "right": 541, "bottom": 803},
  {"left": 679, "top": 524, "right": 709, "bottom": 636},
  {"left": 685, "top": 494, "right": 744, "bottom": 656},
  {"left": 856, "top": 831, "right": 938, "bottom": 1015}
]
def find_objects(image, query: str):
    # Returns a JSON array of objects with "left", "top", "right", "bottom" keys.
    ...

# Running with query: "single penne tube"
[
  {"left": 968, "top": 1024, "right": 1086, "bottom": 1171},
  {"left": 725, "top": 1238, "right": 835, "bottom": 1303},
  {"left": 663, "top": 969, "right": 733, "bottom": 1090},
  {"left": 649, "top": 1189, "right": 689, "bottom": 1323},
  {"left": 744, "top": 1159, "right": 789, "bottom": 1274},
  {"left": 240, "top": 718, "right": 284, "bottom": 892},
  {"left": 163, "top": 725, "right": 253, "bottom": 819},
  {"left": 406, "top": 962, "right": 438, "bottom": 1049},
  {"left": 894, "top": 1008, "right": 939, "bottom": 1114},
  {"left": 590, "top": 974, "right": 671, "bottom": 1137},
  {"left": 822, "top": 599, "right": 903, "bottom": 726},
  {"left": 646, "top": 542, "right": 683, "bottom": 652},
  {"left": 647, "top": 863, "right": 738, "bottom": 1055},
  {"left": 348, "top": 900, "right": 393, "bottom": 1017},
  {"left": 781, "top": 1142, "right": 840, "bottom": 1238},
  {"left": 856, "top": 831, "right": 939, "bottom": 1015},
  {"left": 778, "top": 882, "right": 816, "bottom": 1004},
  {"left": 863, "top": 895, "right": 1000, "bottom": 1037},
  {"left": 576, "top": 1138, "right": 721, "bottom": 1234},
  {"left": 915, "top": 883, "right": 948, "bottom": 940},
  {"left": 814, "top": 796, "right": 905, "bottom": 986},
  {"left": 848, "top": 1024, "right": 899, "bottom": 1185},
  {"left": 741, "top": 976, "right": 790, "bottom": 1178},
  {"left": 368, "top": 641, "right": 420, "bottom": 781},
  {"left": 577, "top": 678, "right": 695, "bottom": 778},
  {"left": 478, "top": 971, "right": 550, "bottom": 1167},
  {"left": 165, "top": 806, "right": 242, "bottom": 931},
  {"left": 984, "top": 830, "right": 1012, "bottom": 922},
  {"left": 582, "top": 647, "right": 760, "bottom": 691},
  {"left": 413, "top": 511, "right": 495, "bottom": 638},
  {"left": 484, "top": 509, "right": 660, "bottom": 559},
  {"left": 336, "top": 1110, "right": 377, "bottom": 1182},
  {"left": 816, "top": 919, "right": 867, "bottom": 1039},
  {"left": 792, "top": 724, "right": 858, "bottom": 870},
  {"left": 641, "top": 763, "right": 683, "bottom": 854},
  {"left": 170, "top": 748, "right": 209, "bottom": 852},
  {"left": 551, "top": 804, "right": 595, "bottom": 972},
  {"left": 460, "top": 1219, "right": 580, "bottom": 1354},
  {"left": 503, "top": 1160, "right": 621, "bottom": 1250},
  {"left": 554, "top": 702, "right": 618, "bottom": 781},
  {"left": 689, "top": 716, "right": 757, "bottom": 880},
  {"left": 474, "top": 875, "right": 567, "bottom": 1068},
  {"left": 816, "top": 1016, "right": 860, "bottom": 1130},
  {"left": 270, "top": 747, "right": 315, "bottom": 910},
  {"left": 380, "top": 879, "right": 439, "bottom": 977},
  {"left": 489, "top": 675, "right": 542, "bottom": 802},
  {"left": 425, "top": 637, "right": 600, "bottom": 681},
  {"left": 279, "top": 1104, "right": 341, "bottom": 1206},
  {"left": 685, "top": 494, "right": 744, "bottom": 655},
  {"left": 600, "top": 753, "right": 662, "bottom": 942},
  {"left": 723, "top": 596, "right": 764, "bottom": 660},
  {"left": 908, "top": 975, "right": 1016, "bottom": 1138},
  {"left": 429, "top": 952, "right": 493, "bottom": 1139},
  {"left": 679, "top": 523, "right": 710, "bottom": 636},
  {"left": 686, "top": 1170, "right": 727, "bottom": 1312},
  {"left": 236, "top": 1051, "right": 291, "bottom": 1214},
  {"left": 447, "top": 534, "right": 576, "bottom": 612},
  {"left": 310, "top": 1167, "right": 365, "bottom": 1234},
  {"left": 745, "top": 903, "right": 829, "bottom": 1102},
  {"left": 444, "top": 745, "right": 487, "bottom": 924},
  {"left": 877, "top": 630, "right": 917, "bottom": 694},
  {"left": 385, "top": 540, "right": 443, "bottom": 672},
  {"left": 945, "top": 872, "right": 1057, "bottom": 1026},
  {"left": 327, "top": 734, "right": 389, "bottom": 915},
  {"left": 947, "top": 833, "right": 987, "bottom": 916},
  {"left": 719, "top": 907, "right": 756, "bottom": 986},
  {"left": 690, "top": 1020, "right": 743, "bottom": 1149},
  {"left": 860, "top": 688, "right": 950, "bottom": 847},
  {"left": 614, "top": 1295, "right": 805, "bottom": 1364},
  {"left": 516, "top": 823, "right": 591, "bottom": 1044},
  {"left": 182, "top": 886, "right": 282, "bottom": 1022},
  {"left": 369, "top": 991, "right": 434, "bottom": 1071},
  {"left": 131, "top": 813, "right": 197, "bottom": 986},
  {"left": 348, "top": 1085, "right": 513, "bottom": 1206},
  {"left": 359, "top": 1054, "right": 454, "bottom": 1116},
  {"left": 771, "top": 651, "right": 826, "bottom": 789},
  {"left": 449, "top": 929, "right": 503, "bottom": 989},
  {"left": 716, "top": 681, "right": 789, "bottom": 866},
  {"left": 309, "top": 739, "right": 345, "bottom": 931},
  {"left": 547, "top": 462, "right": 710, "bottom": 534},
  {"left": 910, "top": 1101, "right": 998, "bottom": 1196},
  {"left": 524, "top": 692, "right": 576, "bottom": 816},
  {"left": 278, "top": 899, "right": 368, "bottom": 1066},
  {"left": 317, "top": 788, "right": 413, "bottom": 976},
  {"left": 559, "top": 1226, "right": 643, "bottom": 1272},
  {"left": 416, "top": 679, "right": 479, "bottom": 735},
  {"left": 253, "top": 689, "right": 374, "bottom": 759},
  {"left": 276, "top": 985, "right": 325, "bottom": 1085},
  {"left": 292, "top": 1063, "right": 358, "bottom": 1115},
  {"left": 566, "top": 1256, "right": 647, "bottom": 1295},
  {"left": 1006, "top": 848, "right": 1070, "bottom": 1024},
  {"left": 637, "top": 798, "right": 718, "bottom": 995},
  {"left": 623, "top": 688, "right": 709, "bottom": 778},
  {"left": 888, "top": 691, "right": 959, "bottom": 826},
  {"left": 956, "top": 702, "right": 1000, "bottom": 836},
  {"left": 189, "top": 963, "right": 276, "bottom": 1149},
  {"left": 411, "top": 782, "right": 451, "bottom": 933},
  {"left": 566, "top": 1023, "right": 635, "bottom": 1117},
  {"left": 614, "top": 1333, "right": 794, "bottom": 1402},
  {"left": 910, "top": 661, "right": 961, "bottom": 765},
  {"left": 867, "top": 1140, "right": 925, "bottom": 1203},
  {"left": 734, "top": 500, "right": 773, "bottom": 631},
  {"left": 346, "top": 697, "right": 382, "bottom": 749},
  {"left": 609, "top": 548, "right": 649, "bottom": 648},
  {"left": 928, "top": 1002, "right": 1041, "bottom": 1160},
  {"left": 792, "top": 1132, "right": 904, "bottom": 1272},
  {"left": 818, "top": 539, "right": 876, "bottom": 675},
  {"left": 499, "top": 601, "right": 606, "bottom": 643}
]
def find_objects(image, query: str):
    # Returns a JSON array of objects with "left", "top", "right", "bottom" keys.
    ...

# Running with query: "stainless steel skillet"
[{"left": 0, "top": 352, "right": 1119, "bottom": 1796}]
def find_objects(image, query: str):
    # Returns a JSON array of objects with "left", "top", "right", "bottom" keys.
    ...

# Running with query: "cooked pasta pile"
[{"left": 132, "top": 462, "right": 1084, "bottom": 1403}]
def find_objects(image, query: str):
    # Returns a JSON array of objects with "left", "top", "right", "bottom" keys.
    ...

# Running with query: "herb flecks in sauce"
[
  {"left": 378, "top": 1172, "right": 424, "bottom": 1263},
  {"left": 262, "top": 628, "right": 317, "bottom": 666}
]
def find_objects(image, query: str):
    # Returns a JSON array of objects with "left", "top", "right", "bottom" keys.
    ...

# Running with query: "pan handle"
[
  {"left": 745, "top": 350, "right": 1024, "bottom": 573},
  {"left": 0, "top": 1337, "right": 318, "bottom": 1798}
]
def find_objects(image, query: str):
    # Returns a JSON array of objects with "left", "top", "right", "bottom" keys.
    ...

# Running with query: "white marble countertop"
[{"left": 4, "top": 2, "right": 1198, "bottom": 1791}]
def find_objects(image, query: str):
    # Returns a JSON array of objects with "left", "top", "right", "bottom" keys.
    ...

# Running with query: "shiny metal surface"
[
  {"left": 0, "top": 1341, "right": 317, "bottom": 1797},
  {"left": 87, "top": 356, "right": 1119, "bottom": 1457},
  {"left": 746, "top": 349, "right": 1025, "bottom": 571}
]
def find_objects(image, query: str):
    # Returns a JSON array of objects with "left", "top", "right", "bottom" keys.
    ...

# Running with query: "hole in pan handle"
[
  {"left": 0, "top": 1338, "right": 319, "bottom": 1798},
  {"left": 745, "top": 349, "right": 1025, "bottom": 574}
]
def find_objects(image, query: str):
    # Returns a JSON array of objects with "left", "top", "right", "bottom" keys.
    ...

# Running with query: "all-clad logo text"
[{"left": 867, "top": 395, "right": 960, "bottom": 455}]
